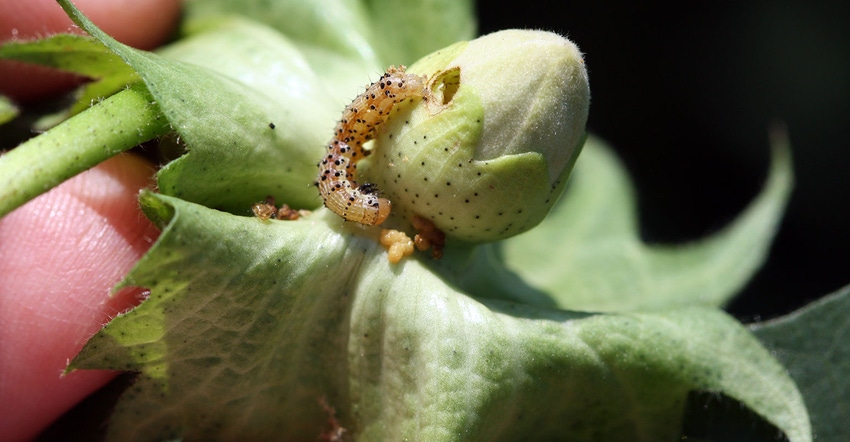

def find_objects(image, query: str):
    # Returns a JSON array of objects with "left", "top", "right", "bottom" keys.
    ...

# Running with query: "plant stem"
[{"left": 0, "top": 83, "right": 169, "bottom": 218}]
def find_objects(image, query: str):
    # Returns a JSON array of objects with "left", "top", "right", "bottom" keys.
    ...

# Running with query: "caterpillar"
[{"left": 317, "top": 66, "right": 430, "bottom": 225}]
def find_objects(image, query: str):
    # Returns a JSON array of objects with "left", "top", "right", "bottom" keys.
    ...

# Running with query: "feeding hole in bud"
[{"left": 429, "top": 67, "right": 461, "bottom": 107}]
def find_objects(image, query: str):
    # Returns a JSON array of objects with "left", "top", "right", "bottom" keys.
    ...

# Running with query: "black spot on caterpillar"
[{"left": 317, "top": 66, "right": 429, "bottom": 225}]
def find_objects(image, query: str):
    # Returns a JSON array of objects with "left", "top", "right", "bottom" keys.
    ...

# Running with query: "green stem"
[{"left": 0, "top": 83, "right": 169, "bottom": 218}]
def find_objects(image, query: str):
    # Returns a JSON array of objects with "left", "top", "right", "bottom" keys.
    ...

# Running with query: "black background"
[{"left": 478, "top": 1, "right": 850, "bottom": 320}]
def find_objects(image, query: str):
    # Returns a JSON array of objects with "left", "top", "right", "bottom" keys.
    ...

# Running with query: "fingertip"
[
  {"left": 73, "top": 0, "right": 182, "bottom": 51},
  {"left": 0, "top": 154, "right": 159, "bottom": 441}
]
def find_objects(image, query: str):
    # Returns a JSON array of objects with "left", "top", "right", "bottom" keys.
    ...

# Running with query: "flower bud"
[{"left": 359, "top": 29, "right": 590, "bottom": 242}]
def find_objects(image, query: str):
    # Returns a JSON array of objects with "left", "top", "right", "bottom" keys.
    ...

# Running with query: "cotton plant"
[{"left": 0, "top": 0, "right": 845, "bottom": 440}]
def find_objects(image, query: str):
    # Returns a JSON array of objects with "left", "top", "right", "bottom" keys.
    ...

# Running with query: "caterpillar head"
[{"left": 359, "top": 30, "right": 590, "bottom": 243}]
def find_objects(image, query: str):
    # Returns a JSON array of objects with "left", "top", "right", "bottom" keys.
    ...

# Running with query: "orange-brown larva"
[{"left": 317, "top": 66, "right": 430, "bottom": 225}]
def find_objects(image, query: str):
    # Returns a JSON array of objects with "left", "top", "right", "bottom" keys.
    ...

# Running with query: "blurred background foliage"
[{"left": 478, "top": 1, "right": 850, "bottom": 320}]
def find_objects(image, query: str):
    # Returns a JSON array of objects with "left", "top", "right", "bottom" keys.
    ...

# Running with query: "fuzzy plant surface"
[{"left": 1, "top": 0, "right": 846, "bottom": 441}]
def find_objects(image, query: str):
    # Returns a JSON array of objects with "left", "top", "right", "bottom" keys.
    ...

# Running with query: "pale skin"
[{"left": 0, "top": 0, "right": 180, "bottom": 440}]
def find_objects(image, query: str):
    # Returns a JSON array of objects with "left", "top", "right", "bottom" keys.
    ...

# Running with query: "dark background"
[{"left": 478, "top": 1, "right": 850, "bottom": 321}]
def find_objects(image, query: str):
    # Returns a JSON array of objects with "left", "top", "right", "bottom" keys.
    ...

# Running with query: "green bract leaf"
[
  {"left": 435, "top": 134, "right": 793, "bottom": 312},
  {"left": 752, "top": 285, "right": 850, "bottom": 442},
  {"left": 70, "top": 192, "right": 809, "bottom": 441},
  {"left": 0, "top": 34, "right": 139, "bottom": 117},
  {"left": 0, "top": 34, "right": 127, "bottom": 77},
  {"left": 151, "top": 18, "right": 345, "bottom": 211},
  {"left": 59, "top": 0, "right": 343, "bottom": 212}
]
